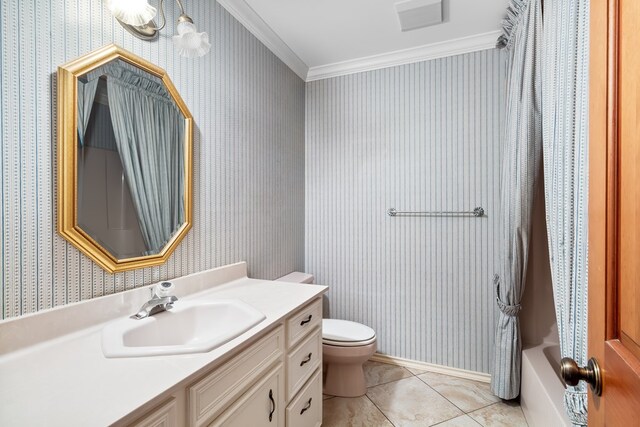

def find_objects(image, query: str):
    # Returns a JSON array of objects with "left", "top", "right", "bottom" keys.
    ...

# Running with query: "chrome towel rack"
[{"left": 387, "top": 207, "right": 485, "bottom": 218}]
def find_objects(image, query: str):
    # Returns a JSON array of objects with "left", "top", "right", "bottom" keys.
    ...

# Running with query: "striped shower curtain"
[
  {"left": 542, "top": 0, "right": 590, "bottom": 425},
  {"left": 490, "top": 0, "right": 543, "bottom": 400}
]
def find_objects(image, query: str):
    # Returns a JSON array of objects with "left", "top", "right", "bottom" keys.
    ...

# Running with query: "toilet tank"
[
  {"left": 277, "top": 272, "right": 329, "bottom": 317},
  {"left": 276, "top": 272, "right": 314, "bottom": 284}
]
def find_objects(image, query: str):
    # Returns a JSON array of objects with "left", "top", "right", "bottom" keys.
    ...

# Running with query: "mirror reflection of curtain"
[
  {"left": 106, "top": 68, "right": 185, "bottom": 255},
  {"left": 77, "top": 77, "right": 99, "bottom": 224},
  {"left": 77, "top": 78, "right": 100, "bottom": 146}
]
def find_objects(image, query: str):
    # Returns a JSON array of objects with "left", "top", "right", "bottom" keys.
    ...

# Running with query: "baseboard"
[{"left": 370, "top": 353, "right": 491, "bottom": 384}]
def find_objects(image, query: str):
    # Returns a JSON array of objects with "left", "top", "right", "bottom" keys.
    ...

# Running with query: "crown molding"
[
  {"left": 306, "top": 30, "right": 501, "bottom": 82},
  {"left": 216, "top": 0, "right": 309, "bottom": 80},
  {"left": 214, "top": 2, "right": 500, "bottom": 83}
]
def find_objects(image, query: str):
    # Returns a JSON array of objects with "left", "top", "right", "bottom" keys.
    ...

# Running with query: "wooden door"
[{"left": 589, "top": 0, "right": 640, "bottom": 424}]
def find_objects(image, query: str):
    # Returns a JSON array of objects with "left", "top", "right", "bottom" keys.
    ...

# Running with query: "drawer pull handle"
[
  {"left": 300, "top": 315, "right": 313, "bottom": 326},
  {"left": 268, "top": 389, "right": 275, "bottom": 422},
  {"left": 300, "top": 352, "right": 313, "bottom": 366},
  {"left": 300, "top": 397, "right": 313, "bottom": 415}
]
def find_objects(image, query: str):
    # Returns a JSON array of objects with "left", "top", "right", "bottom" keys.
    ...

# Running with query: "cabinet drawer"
[
  {"left": 130, "top": 398, "right": 179, "bottom": 427},
  {"left": 286, "top": 299, "right": 322, "bottom": 349},
  {"left": 210, "top": 363, "right": 285, "bottom": 427},
  {"left": 286, "top": 369, "right": 322, "bottom": 427},
  {"left": 286, "top": 328, "right": 322, "bottom": 400},
  {"left": 189, "top": 326, "right": 284, "bottom": 427}
]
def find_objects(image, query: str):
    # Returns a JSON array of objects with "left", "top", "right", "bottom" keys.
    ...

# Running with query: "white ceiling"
[{"left": 217, "top": 0, "right": 509, "bottom": 81}]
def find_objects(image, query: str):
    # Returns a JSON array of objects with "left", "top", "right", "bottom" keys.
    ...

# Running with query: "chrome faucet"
[{"left": 131, "top": 282, "right": 178, "bottom": 319}]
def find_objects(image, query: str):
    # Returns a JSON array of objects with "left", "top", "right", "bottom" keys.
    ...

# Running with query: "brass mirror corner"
[{"left": 57, "top": 44, "right": 193, "bottom": 273}]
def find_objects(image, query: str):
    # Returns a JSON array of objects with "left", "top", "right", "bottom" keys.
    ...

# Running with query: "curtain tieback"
[
  {"left": 493, "top": 274, "right": 522, "bottom": 316},
  {"left": 496, "top": 298, "right": 522, "bottom": 316}
]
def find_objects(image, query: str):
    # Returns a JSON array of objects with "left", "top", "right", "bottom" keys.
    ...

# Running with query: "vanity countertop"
[{"left": 0, "top": 262, "right": 327, "bottom": 426}]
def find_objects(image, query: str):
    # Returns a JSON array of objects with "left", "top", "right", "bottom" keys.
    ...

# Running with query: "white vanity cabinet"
[
  {"left": 284, "top": 298, "right": 323, "bottom": 427},
  {"left": 0, "top": 263, "right": 329, "bottom": 426},
  {"left": 121, "top": 297, "right": 324, "bottom": 427}
]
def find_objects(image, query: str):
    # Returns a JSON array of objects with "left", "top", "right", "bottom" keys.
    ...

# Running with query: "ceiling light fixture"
[{"left": 108, "top": 0, "right": 211, "bottom": 58}]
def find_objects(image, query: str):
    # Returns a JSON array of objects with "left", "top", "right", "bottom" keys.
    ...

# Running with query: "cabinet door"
[
  {"left": 287, "top": 299, "right": 322, "bottom": 348},
  {"left": 189, "top": 326, "right": 284, "bottom": 426},
  {"left": 285, "top": 369, "right": 322, "bottom": 427},
  {"left": 210, "top": 364, "right": 285, "bottom": 427},
  {"left": 286, "top": 328, "right": 322, "bottom": 400}
]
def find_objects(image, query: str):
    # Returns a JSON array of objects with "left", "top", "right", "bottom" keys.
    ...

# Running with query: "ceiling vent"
[{"left": 394, "top": 0, "right": 443, "bottom": 32}]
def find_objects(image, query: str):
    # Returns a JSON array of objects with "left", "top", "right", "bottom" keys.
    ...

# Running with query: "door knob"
[{"left": 560, "top": 357, "right": 602, "bottom": 396}]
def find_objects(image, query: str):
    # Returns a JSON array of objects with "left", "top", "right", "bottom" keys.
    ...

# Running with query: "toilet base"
[
  {"left": 324, "top": 362, "right": 368, "bottom": 397},
  {"left": 322, "top": 341, "right": 377, "bottom": 397}
]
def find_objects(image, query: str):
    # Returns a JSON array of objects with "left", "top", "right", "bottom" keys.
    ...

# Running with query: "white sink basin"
[{"left": 101, "top": 299, "right": 266, "bottom": 358}]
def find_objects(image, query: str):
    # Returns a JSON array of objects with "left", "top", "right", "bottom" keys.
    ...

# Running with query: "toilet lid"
[{"left": 322, "top": 319, "right": 376, "bottom": 345}]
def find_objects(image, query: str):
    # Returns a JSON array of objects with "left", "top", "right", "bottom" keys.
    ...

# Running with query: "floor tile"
[
  {"left": 433, "top": 414, "right": 482, "bottom": 426},
  {"left": 468, "top": 401, "right": 528, "bottom": 427},
  {"left": 364, "top": 361, "right": 413, "bottom": 387},
  {"left": 417, "top": 371, "right": 500, "bottom": 412},
  {"left": 405, "top": 366, "right": 428, "bottom": 375},
  {"left": 367, "top": 376, "right": 463, "bottom": 426},
  {"left": 322, "top": 395, "right": 393, "bottom": 427}
]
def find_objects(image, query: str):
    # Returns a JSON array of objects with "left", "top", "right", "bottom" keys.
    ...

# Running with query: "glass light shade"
[
  {"left": 107, "top": 0, "right": 157, "bottom": 27},
  {"left": 173, "top": 21, "right": 211, "bottom": 58}
]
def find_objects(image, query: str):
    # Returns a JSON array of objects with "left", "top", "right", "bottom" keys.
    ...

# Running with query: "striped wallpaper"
[
  {"left": 1, "top": 1, "right": 305, "bottom": 319},
  {"left": 305, "top": 49, "right": 505, "bottom": 373}
]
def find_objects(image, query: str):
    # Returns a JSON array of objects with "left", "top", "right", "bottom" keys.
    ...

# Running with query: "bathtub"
[{"left": 520, "top": 343, "right": 571, "bottom": 427}]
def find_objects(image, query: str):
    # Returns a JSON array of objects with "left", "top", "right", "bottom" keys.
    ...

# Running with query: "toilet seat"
[{"left": 322, "top": 319, "right": 376, "bottom": 347}]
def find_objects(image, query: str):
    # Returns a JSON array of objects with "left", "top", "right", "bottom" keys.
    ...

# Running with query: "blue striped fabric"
[
  {"left": 542, "top": 0, "right": 590, "bottom": 424},
  {"left": 0, "top": 1, "right": 305, "bottom": 319},
  {"left": 490, "top": 0, "right": 543, "bottom": 400}
]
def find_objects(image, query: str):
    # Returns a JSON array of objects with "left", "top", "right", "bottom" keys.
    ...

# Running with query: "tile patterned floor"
[{"left": 323, "top": 361, "right": 529, "bottom": 427}]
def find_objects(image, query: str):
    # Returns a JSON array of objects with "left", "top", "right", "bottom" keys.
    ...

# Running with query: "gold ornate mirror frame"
[{"left": 57, "top": 44, "right": 193, "bottom": 273}]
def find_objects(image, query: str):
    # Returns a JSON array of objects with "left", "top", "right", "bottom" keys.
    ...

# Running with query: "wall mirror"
[{"left": 57, "top": 44, "right": 193, "bottom": 273}]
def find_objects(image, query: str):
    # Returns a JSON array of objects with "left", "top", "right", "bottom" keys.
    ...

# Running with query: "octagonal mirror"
[{"left": 57, "top": 44, "right": 193, "bottom": 273}]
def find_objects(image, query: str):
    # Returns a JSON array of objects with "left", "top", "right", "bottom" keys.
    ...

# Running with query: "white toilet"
[{"left": 276, "top": 272, "right": 377, "bottom": 397}]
